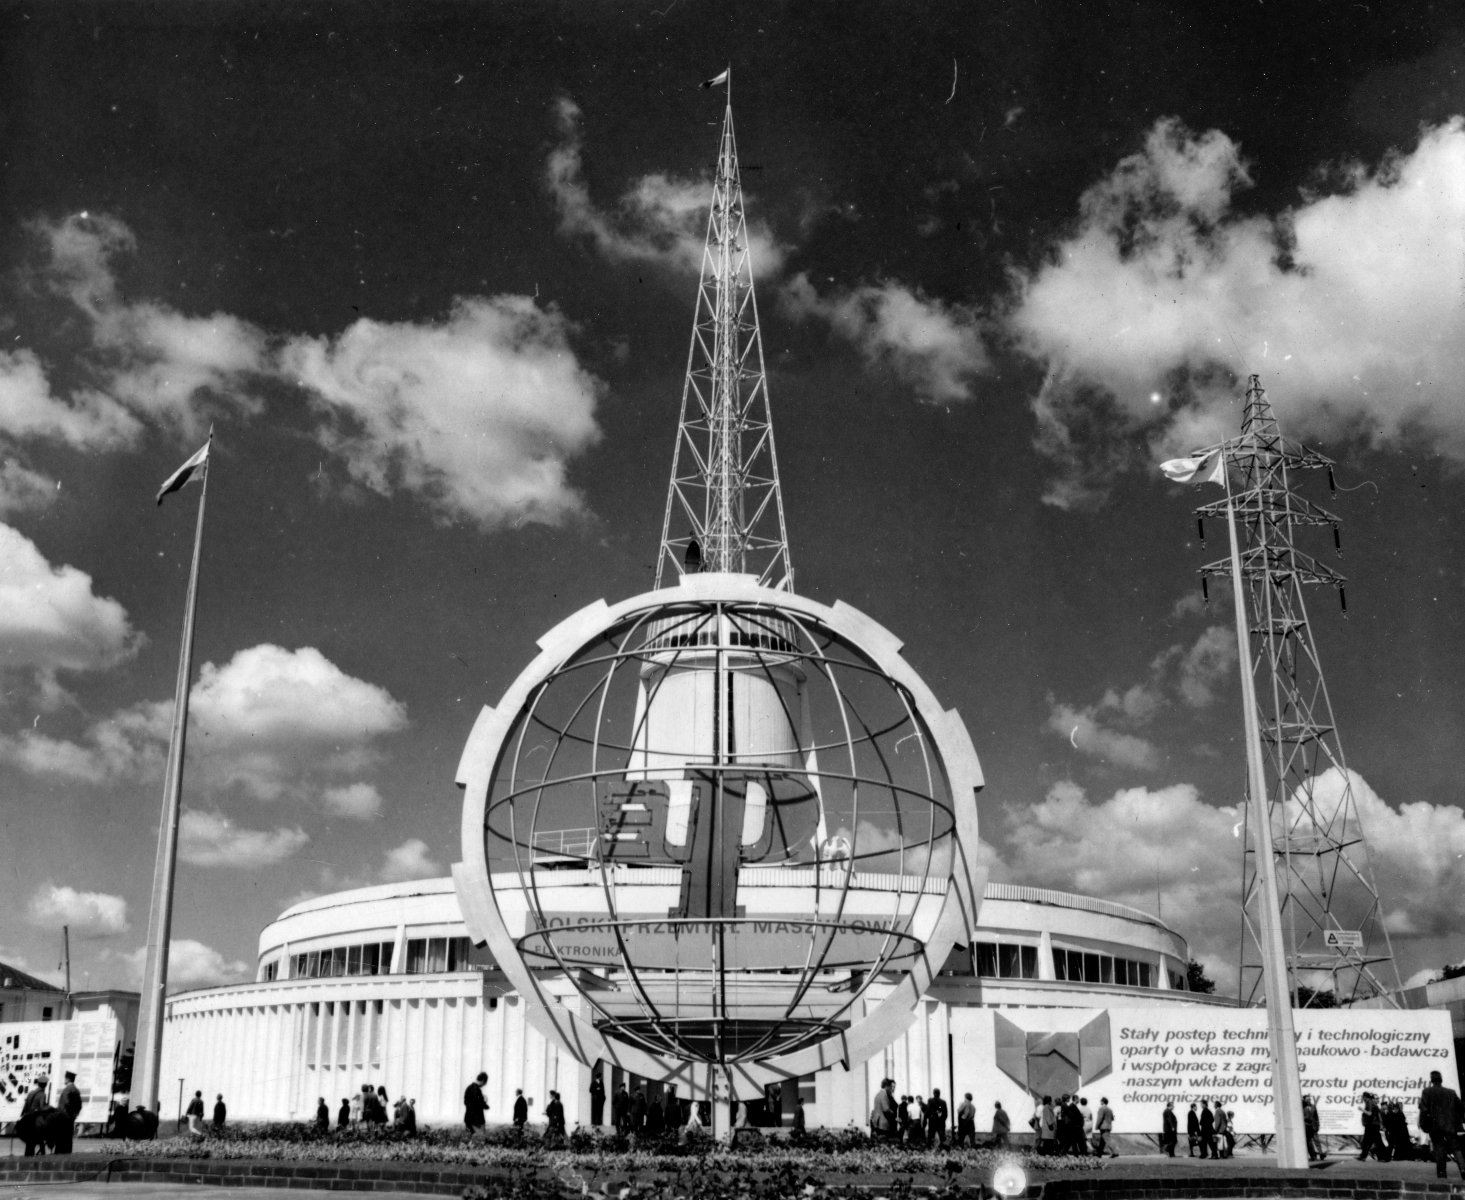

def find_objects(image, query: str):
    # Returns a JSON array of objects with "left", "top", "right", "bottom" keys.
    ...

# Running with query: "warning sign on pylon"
[{"left": 1324, "top": 930, "right": 1364, "bottom": 949}]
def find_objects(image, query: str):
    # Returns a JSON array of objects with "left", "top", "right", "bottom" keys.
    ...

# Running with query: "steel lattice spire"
[
  {"left": 1190, "top": 375, "right": 1400, "bottom": 1006},
  {"left": 655, "top": 84, "right": 793, "bottom": 591}
]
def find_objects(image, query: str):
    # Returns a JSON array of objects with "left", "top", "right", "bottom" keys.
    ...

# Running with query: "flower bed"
[{"left": 95, "top": 1121, "right": 1105, "bottom": 1184}]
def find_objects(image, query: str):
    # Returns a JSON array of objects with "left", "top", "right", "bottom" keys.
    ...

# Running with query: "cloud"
[
  {"left": 0, "top": 348, "right": 140, "bottom": 451},
  {"left": 1006, "top": 117, "right": 1465, "bottom": 506},
  {"left": 1047, "top": 701, "right": 1162, "bottom": 771},
  {"left": 1046, "top": 624, "right": 1235, "bottom": 768},
  {"left": 0, "top": 523, "right": 141, "bottom": 674},
  {"left": 32, "top": 213, "right": 268, "bottom": 434},
  {"left": 116, "top": 938, "right": 250, "bottom": 991},
  {"left": 781, "top": 273, "right": 990, "bottom": 404},
  {"left": 0, "top": 644, "right": 404, "bottom": 799},
  {"left": 179, "top": 809, "right": 310, "bottom": 868},
  {"left": 1000, "top": 779, "right": 1243, "bottom": 987},
  {"left": 0, "top": 702, "right": 166, "bottom": 784},
  {"left": 0, "top": 461, "right": 58, "bottom": 516},
  {"left": 1307, "top": 768, "right": 1465, "bottom": 941},
  {"left": 546, "top": 96, "right": 786, "bottom": 276},
  {"left": 27, "top": 883, "right": 129, "bottom": 938},
  {"left": 321, "top": 782, "right": 383, "bottom": 820},
  {"left": 282, "top": 297, "right": 603, "bottom": 530},
  {"left": 380, "top": 838, "right": 442, "bottom": 882}
]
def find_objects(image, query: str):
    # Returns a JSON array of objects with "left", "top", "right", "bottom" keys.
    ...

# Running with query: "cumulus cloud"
[
  {"left": 0, "top": 702, "right": 166, "bottom": 784},
  {"left": 321, "top": 782, "right": 383, "bottom": 820},
  {"left": 1309, "top": 768, "right": 1465, "bottom": 941},
  {"left": 27, "top": 883, "right": 130, "bottom": 937},
  {"left": 781, "top": 273, "right": 991, "bottom": 404},
  {"left": 1047, "top": 624, "right": 1235, "bottom": 768},
  {"left": 1000, "top": 779, "right": 1242, "bottom": 986},
  {"left": 0, "top": 523, "right": 141, "bottom": 674},
  {"left": 0, "top": 348, "right": 140, "bottom": 451},
  {"left": 282, "top": 297, "right": 603, "bottom": 530},
  {"left": 1007, "top": 117, "right": 1465, "bottom": 506},
  {"left": 179, "top": 809, "right": 310, "bottom": 868},
  {"left": 546, "top": 96, "right": 786, "bottom": 276},
  {"left": 31, "top": 213, "right": 269, "bottom": 434},
  {"left": 0, "top": 644, "right": 405, "bottom": 800},
  {"left": 380, "top": 838, "right": 442, "bottom": 882},
  {"left": 117, "top": 938, "right": 250, "bottom": 991}
]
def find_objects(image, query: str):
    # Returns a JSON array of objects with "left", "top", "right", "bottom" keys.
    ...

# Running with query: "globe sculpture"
[{"left": 454, "top": 573, "right": 985, "bottom": 1095}]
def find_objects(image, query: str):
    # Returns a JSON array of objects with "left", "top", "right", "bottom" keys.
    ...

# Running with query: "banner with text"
[
  {"left": 0, "top": 1019, "right": 121, "bottom": 1127},
  {"left": 950, "top": 1006, "right": 1456, "bottom": 1136}
]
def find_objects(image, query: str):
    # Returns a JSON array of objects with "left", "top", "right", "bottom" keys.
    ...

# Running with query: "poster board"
[
  {"left": 0, "top": 1019, "right": 122, "bottom": 1126},
  {"left": 950, "top": 1005, "right": 1457, "bottom": 1135}
]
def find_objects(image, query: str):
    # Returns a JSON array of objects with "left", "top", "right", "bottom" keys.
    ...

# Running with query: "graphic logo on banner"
[{"left": 993, "top": 1012, "right": 1112, "bottom": 1097}]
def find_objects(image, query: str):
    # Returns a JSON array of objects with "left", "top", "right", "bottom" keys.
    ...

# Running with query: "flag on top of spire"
[
  {"left": 701, "top": 67, "right": 729, "bottom": 89},
  {"left": 156, "top": 439, "right": 210, "bottom": 505}
]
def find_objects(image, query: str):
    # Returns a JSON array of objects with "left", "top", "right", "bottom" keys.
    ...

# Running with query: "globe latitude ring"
[{"left": 453, "top": 573, "right": 985, "bottom": 1092}]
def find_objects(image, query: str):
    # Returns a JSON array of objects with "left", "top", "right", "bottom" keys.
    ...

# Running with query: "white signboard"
[
  {"left": 1324, "top": 930, "right": 1365, "bottom": 949},
  {"left": 951, "top": 1005, "right": 1456, "bottom": 1136},
  {"left": 0, "top": 1019, "right": 121, "bottom": 1126}
]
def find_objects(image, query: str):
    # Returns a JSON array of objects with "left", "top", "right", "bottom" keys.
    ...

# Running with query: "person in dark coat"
[
  {"left": 1419, "top": 1070, "right": 1465, "bottom": 1178},
  {"left": 926, "top": 1088, "right": 948, "bottom": 1148},
  {"left": 793, "top": 1096, "right": 806, "bottom": 1134},
  {"left": 1303, "top": 1095, "right": 1323, "bottom": 1161},
  {"left": 1161, "top": 1101, "right": 1178, "bottom": 1156},
  {"left": 1358, "top": 1093, "right": 1385, "bottom": 1161},
  {"left": 645, "top": 1094, "right": 664, "bottom": 1137},
  {"left": 544, "top": 1091, "right": 566, "bottom": 1146},
  {"left": 512, "top": 1089, "right": 528, "bottom": 1129},
  {"left": 337, "top": 1098, "right": 350, "bottom": 1129},
  {"left": 463, "top": 1071, "right": 489, "bottom": 1135},
  {"left": 613, "top": 1083, "right": 630, "bottom": 1133},
  {"left": 630, "top": 1086, "right": 648, "bottom": 1134},
  {"left": 315, "top": 1097, "right": 330, "bottom": 1133},
  {"left": 212, "top": 1094, "right": 227, "bottom": 1133},
  {"left": 663, "top": 1085, "right": 681, "bottom": 1131},
  {"left": 1384, "top": 1100, "right": 1413, "bottom": 1161},
  {"left": 589, "top": 1073, "right": 606, "bottom": 1126},
  {"left": 1198, "top": 1100, "right": 1216, "bottom": 1158},
  {"left": 992, "top": 1100, "right": 1011, "bottom": 1148},
  {"left": 1186, "top": 1103, "right": 1200, "bottom": 1156},
  {"left": 19, "top": 1075, "right": 49, "bottom": 1157}
]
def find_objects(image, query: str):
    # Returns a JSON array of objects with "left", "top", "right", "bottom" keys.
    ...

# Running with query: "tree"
[
  {"left": 1294, "top": 984, "right": 1337, "bottom": 1008},
  {"left": 1185, "top": 958, "right": 1216, "bottom": 994},
  {"left": 1438, "top": 963, "right": 1465, "bottom": 982}
]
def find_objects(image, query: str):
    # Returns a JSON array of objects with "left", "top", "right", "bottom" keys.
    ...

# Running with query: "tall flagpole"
[
  {"left": 1223, "top": 462, "right": 1308, "bottom": 1169},
  {"left": 133, "top": 442, "right": 211, "bottom": 1115}
]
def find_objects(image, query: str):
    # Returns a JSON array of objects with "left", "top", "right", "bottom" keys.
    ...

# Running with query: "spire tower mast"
[
  {"left": 1191, "top": 375, "right": 1399, "bottom": 1006},
  {"left": 657, "top": 82, "right": 793, "bottom": 590}
]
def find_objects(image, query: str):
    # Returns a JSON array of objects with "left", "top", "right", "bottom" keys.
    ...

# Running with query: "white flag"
[
  {"left": 156, "top": 440, "right": 210, "bottom": 505},
  {"left": 701, "top": 68, "right": 729, "bottom": 89},
  {"left": 1159, "top": 452, "right": 1225, "bottom": 486}
]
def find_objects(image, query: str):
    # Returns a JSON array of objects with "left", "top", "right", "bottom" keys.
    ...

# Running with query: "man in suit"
[
  {"left": 512, "top": 1088, "right": 528, "bottom": 1130},
  {"left": 1198, "top": 1099, "right": 1215, "bottom": 1159},
  {"left": 589, "top": 1073, "right": 606, "bottom": 1127},
  {"left": 463, "top": 1071, "right": 489, "bottom": 1136},
  {"left": 926, "top": 1088, "right": 949, "bottom": 1148},
  {"left": 1419, "top": 1070, "right": 1465, "bottom": 1179},
  {"left": 1161, "top": 1101, "right": 1178, "bottom": 1157},
  {"left": 613, "top": 1082, "right": 630, "bottom": 1133},
  {"left": 869, "top": 1078, "right": 897, "bottom": 1141},
  {"left": 55, "top": 1072, "right": 82, "bottom": 1154}
]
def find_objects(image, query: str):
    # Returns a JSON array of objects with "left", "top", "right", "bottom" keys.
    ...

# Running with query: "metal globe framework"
[{"left": 454, "top": 573, "right": 984, "bottom": 1091}]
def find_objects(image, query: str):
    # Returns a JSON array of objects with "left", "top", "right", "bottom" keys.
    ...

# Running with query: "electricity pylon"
[{"left": 1191, "top": 375, "right": 1399, "bottom": 1006}]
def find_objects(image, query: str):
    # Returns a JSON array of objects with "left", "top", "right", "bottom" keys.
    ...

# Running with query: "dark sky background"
[{"left": 2, "top": 0, "right": 1464, "bottom": 997}]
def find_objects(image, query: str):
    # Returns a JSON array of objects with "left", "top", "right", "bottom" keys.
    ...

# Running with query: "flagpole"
[
  {"left": 1222, "top": 459, "right": 1307, "bottom": 1169},
  {"left": 133, "top": 444, "right": 211, "bottom": 1115}
]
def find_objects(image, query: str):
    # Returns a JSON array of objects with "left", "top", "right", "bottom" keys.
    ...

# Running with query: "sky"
[{"left": 2, "top": 0, "right": 1465, "bottom": 999}]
